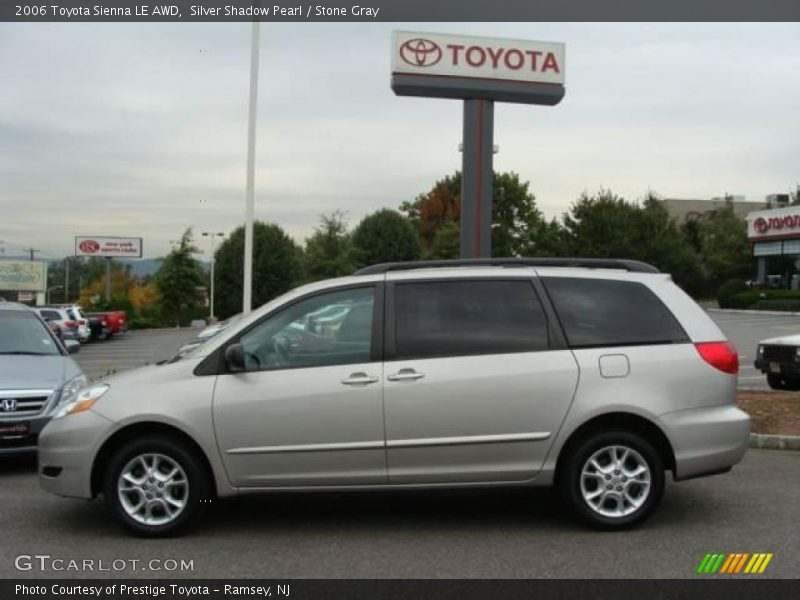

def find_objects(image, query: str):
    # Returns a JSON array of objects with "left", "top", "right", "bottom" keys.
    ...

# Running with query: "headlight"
[
  {"left": 53, "top": 381, "right": 108, "bottom": 419},
  {"left": 758, "top": 345, "right": 764, "bottom": 357}
]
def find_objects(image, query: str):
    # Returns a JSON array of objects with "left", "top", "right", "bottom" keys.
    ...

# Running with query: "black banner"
[
  {"left": 2, "top": 0, "right": 800, "bottom": 22},
  {"left": 4, "top": 580, "right": 800, "bottom": 600}
]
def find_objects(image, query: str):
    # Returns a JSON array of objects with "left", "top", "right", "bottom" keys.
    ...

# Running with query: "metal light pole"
[
  {"left": 202, "top": 232, "right": 225, "bottom": 321},
  {"left": 243, "top": 19, "right": 261, "bottom": 315}
]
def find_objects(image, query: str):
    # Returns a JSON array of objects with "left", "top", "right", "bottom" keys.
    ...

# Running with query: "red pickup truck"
[{"left": 87, "top": 311, "right": 127, "bottom": 338}]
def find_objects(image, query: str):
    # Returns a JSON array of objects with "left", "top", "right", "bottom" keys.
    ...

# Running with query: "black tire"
[
  {"left": 559, "top": 430, "right": 665, "bottom": 529},
  {"left": 102, "top": 436, "right": 210, "bottom": 537}
]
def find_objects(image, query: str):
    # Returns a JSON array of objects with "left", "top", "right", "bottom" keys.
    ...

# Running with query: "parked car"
[
  {"left": 86, "top": 311, "right": 127, "bottom": 337},
  {"left": 34, "top": 307, "right": 79, "bottom": 341},
  {"left": 174, "top": 314, "right": 243, "bottom": 359},
  {"left": 1, "top": 302, "right": 84, "bottom": 455},
  {"left": 44, "top": 319, "right": 63, "bottom": 341},
  {"left": 39, "top": 258, "right": 750, "bottom": 536},
  {"left": 754, "top": 335, "right": 800, "bottom": 390},
  {"left": 87, "top": 314, "right": 111, "bottom": 341}
]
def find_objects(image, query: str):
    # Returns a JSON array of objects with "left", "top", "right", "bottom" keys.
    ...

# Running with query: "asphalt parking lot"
[
  {"left": 709, "top": 310, "right": 800, "bottom": 390},
  {"left": 74, "top": 328, "right": 199, "bottom": 380},
  {"left": 0, "top": 449, "right": 797, "bottom": 579},
  {"left": 0, "top": 316, "right": 796, "bottom": 579}
]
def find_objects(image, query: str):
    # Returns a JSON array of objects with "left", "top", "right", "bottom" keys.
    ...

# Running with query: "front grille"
[
  {"left": 762, "top": 345, "right": 796, "bottom": 363},
  {"left": 0, "top": 392, "right": 52, "bottom": 416}
]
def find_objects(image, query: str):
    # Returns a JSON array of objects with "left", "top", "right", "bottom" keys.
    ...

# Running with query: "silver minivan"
[{"left": 38, "top": 259, "right": 750, "bottom": 536}]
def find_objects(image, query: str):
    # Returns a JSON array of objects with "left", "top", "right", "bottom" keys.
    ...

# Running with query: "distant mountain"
[
  {"left": 120, "top": 258, "right": 163, "bottom": 278},
  {"left": 120, "top": 258, "right": 209, "bottom": 278}
]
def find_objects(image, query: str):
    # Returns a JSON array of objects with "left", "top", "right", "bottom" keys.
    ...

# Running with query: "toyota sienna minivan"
[{"left": 38, "top": 258, "right": 750, "bottom": 536}]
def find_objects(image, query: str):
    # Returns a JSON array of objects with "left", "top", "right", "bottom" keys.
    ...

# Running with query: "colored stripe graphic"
[
  {"left": 710, "top": 554, "right": 726, "bottom": 573},
  {"left": 758, "top": 554, "right": 773, "bottom": 573},
  {"left": 735, "top": 553, "right": 750, "bottom": 573},
  {"left": 696, "top": 554, "right": 712, "bottom": 574},
  {"left": 719, "top": 554, "right": 736, "bottom": 574},
  {"left": 700, "top": 552, "right": 773, "bottom": 574}
]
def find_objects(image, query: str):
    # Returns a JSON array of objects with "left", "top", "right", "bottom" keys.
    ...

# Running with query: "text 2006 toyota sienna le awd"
[{"left": 38, "top": 258, "right": 750, "bottom": 536}]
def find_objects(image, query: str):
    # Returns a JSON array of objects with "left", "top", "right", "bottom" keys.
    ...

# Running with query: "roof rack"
[{"left": 355, "top": 257, "right": 659, "bottom": 276}]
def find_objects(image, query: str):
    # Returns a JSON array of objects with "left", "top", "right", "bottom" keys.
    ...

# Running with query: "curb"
[
  {"left": 708, "top": 308, "right": 800, "bottom": 317},
  {"left": 750, "top": 433, "right": 800, "bottom": 451}
]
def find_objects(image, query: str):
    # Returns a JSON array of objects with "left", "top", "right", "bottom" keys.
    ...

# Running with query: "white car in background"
[{"left": 35, "top": 307, "right": 80, "bottom": 341}]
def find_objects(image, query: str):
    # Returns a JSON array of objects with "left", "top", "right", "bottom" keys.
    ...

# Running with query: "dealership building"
[{"left": 746, "top": 204, "right": 800, "bottom": 287}]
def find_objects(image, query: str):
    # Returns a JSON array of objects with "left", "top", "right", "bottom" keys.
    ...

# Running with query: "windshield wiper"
[{"left": 0, "top": 351, "right": 53, "bottom": 356}]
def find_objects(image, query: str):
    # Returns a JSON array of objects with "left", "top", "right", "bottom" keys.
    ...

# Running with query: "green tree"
[
  {"left": 351, "top": 209, "right": 421, "bottom": 267},
  {"left": 154, "top": 229, "right": 206, "bottom": 325},
  {"left": 400, "top": 171, "right": 546, "bottom": 257},
  {"left": 213, "top": 222, "right": 302, "bottom": 319},
  {"left": 428, "top": 220, "right": 461, "bottom": 259},
  {"left": 693, "top": 200, "right": 751, "bottom": 291},
  {"left": 303, "top": 211, "right": 356, "bottom": 280},
  {"left": 561, "top": 190, "right": 703, "bottom": 294}
]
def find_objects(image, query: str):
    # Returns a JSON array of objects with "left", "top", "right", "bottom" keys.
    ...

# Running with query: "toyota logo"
[
  {"left": 78, "top": 239, "right": 100, "bottom": 253},
  {"left": 754, "top": 217, "right": 769, "bottom": 234},
  {"left": 399, "top": 38, "right": 442, "bottom": 67},
  {"left": 1, "top": 398, "right": 17, "bottom": 412}
]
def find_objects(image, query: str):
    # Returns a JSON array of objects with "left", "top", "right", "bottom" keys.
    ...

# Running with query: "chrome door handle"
[
  {"left": 387, "top": 369, "right": 425, "bottom": 382},
  {"left": 341, "top": 372, "right": 379, "bottom": 386}
]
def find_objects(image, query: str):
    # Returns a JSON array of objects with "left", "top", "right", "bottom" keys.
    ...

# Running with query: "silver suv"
[
  {"left": 1, "top": 303, "right": 85, "bottom": 454},
  {"left": 38, "top": 258, "right": 750, "bottom": 535}
]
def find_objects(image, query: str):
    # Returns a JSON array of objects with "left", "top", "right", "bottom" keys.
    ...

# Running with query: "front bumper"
[
  {"left": 38, "top": 410, "right": 114, "bottom": 499},
  {"left": 754, "top": 358, "right": 800, "bottom": 377},
  {"left": 659, "top": 404, "right": 750, "bottom": 481},
  {"left": 0, "top": 415, "right": 52, "bottom": 455}
]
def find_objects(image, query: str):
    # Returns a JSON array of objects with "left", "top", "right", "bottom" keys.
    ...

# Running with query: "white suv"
[{"left": 38, "top": 258, "right": 750, "bottom": 536}]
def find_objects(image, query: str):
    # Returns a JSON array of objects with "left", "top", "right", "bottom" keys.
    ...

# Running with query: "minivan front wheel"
[
  {"left": 103, "top": 436, "right": 209, "bottom": 536},
  {"left": 560, "top": 431, "right": 664, "bottom": 528}
]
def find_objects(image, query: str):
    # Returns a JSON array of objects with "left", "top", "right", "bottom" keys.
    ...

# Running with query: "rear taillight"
[
  {"left": 695, "top": 341, "right": 739, "bottom": 374},
  {"left": 64, "top": 320, "right": 75, "bottom": 328},
  {"left": 78, "top": 319, "right": 86, "bottom": 325}
]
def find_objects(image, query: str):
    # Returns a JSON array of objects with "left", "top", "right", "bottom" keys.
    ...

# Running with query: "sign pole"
[
  {"left": 460, "top": 99, "right": 494, "bottom": 259},
  {"left": 243, "top": 19, "right": 260, "bottom": 316},
  {"left": 104, "top": 257, "right": 111, "bottom": 302}
]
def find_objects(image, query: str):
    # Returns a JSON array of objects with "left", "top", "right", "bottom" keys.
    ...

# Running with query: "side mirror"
[
  {"left": 224, "top": 343, "right": 246, "bottom": 373},
  {"left": 64, "top": 340, "right": 80, "bottom": 354}
]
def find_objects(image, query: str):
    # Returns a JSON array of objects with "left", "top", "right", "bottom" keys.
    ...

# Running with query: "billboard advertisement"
[
  {"left": 74, "top": 236, "right": 143, "bottom": 258},
  {"left": 0, "top": 260, "right": 48, "bottom": 292}
]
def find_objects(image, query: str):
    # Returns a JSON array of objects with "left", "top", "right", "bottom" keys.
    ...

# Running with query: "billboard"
[
  {"left": 75, "top": 236, "right": 143, "bottom": 258},
  {"left": 392, "top": 31, "right": 565, "bottom": 86},
  {"left": 0, "top": 260, "right": 47, "bottom": 292}
]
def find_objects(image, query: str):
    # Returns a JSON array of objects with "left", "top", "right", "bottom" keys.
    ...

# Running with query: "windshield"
[{"left": 0, "top": 311, "right": 61, "bottom": 356}]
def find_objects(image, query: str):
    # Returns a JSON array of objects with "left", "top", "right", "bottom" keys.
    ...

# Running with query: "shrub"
[
  {"left": 128, "top": 317, "right": 162, "bottom": 330},
  {"left": 751, "top": 299, "right": 800, "bottom": 312},
  {"left": 728, "top": 289, "right": 800, "bottom": 310},
  {"left": 717, "top": 279, "right": 748, "bottom": 308}
]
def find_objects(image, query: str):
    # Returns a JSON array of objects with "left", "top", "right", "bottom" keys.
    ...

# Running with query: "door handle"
[
  {"left": 387, "top": 368, "right": 425, "bottom": 382},
  {"left": 341, "top": 372, "right": 379, "bottom": 386}
]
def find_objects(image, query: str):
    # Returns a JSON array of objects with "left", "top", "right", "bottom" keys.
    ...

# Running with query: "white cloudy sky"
[{"left": 1, "top": 22, "right": 798, "bottom": 259}]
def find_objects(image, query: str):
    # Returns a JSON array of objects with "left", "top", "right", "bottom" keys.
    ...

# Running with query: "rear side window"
[
  {"left": 40, "top": 310, "right": 60, "bottom": 320},
  {"left": 543, "top": 277, "right": 688, "bottom": 348},
  {"left": 394, "top": 279, "right": 549, "bottom": 359}
]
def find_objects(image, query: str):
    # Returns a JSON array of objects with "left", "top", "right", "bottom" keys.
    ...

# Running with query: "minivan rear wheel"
[
  {"left": 559, "top": 431, "right": 664, "bottom": 528},
  {"left": 102, "top": 436, "right": 209, "bottom": 536}
]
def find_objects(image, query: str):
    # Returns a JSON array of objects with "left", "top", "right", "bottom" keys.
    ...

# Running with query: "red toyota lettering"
[{"left": 542, "top": 52, "right": 560, "bottom": 73}]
